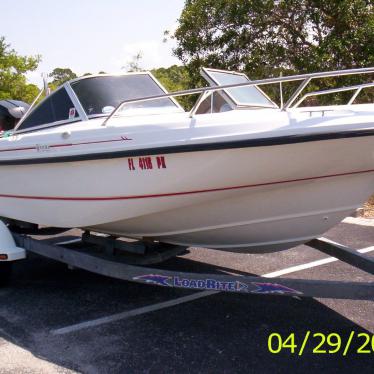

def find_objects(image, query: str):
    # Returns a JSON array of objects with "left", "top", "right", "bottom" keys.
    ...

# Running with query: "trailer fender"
[{"left": 0, "top": 220, "right": 26, "bottom": 261}]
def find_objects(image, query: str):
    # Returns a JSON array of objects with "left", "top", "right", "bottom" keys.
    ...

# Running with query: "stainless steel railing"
[
  {"left": 293, "top": 82, "right": 374, "bottom": 108},
  {"left": 101, "top": 67, "right": 374, "bottom": 125}
]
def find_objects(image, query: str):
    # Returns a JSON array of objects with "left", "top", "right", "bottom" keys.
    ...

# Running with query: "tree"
[
  {"left": 50, "top": 67, "right": 77, "bottom": 87},
  {"left": 152, "top": 65, "right": 190, "bottom": 92},
  {"left": 152, "top": 65, "right": 193, "bottom": 109},
  {"left": 0, "top": 37, "right": 40, "bottom": 103},
  {"left": 172, "top": 0, "right": 374, "bottom": 104},
  {"left": 124, "top": 51, "right": 144, "bottom": 72}
]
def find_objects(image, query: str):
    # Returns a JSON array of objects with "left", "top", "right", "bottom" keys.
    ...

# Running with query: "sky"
[{"left": 0, "top": 0, "right": 186, "bottom": 86}]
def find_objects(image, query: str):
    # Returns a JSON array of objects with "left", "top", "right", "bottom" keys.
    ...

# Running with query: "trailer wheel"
[{"left": 0, "top": 262, "right": 12, "bottom": 286}]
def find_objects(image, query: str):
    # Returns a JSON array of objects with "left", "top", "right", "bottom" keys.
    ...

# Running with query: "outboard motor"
[{"left": 0, "top": 100, "right": 30, "bottom": 132}]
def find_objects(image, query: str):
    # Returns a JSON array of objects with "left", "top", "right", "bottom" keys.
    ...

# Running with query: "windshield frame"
[
  {"left": 69, "top": 71, "right": 184, "bottom": 119},
  {"left": 12, "top": 85, "right": 87, "bottom": 135}
]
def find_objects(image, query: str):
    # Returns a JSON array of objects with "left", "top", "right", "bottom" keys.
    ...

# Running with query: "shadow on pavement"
[{"left": 0, "top": 252, "right": 373, "bottom": 374}]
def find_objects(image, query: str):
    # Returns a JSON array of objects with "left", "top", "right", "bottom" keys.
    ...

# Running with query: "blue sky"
[{"left": 1, "top": 0, "right": 186, "bottom": 85}]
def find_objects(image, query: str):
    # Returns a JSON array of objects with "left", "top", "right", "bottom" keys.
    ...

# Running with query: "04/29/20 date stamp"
[{"left": 268, "top": 332, "right": 374, "bottom": 355}]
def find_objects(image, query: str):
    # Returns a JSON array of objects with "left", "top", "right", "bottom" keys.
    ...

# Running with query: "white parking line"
[
  {"left": 263, "top": 246, "right": 374, "bottom": 278},
  {"left": 51, "top": 245, "right": 374, "bottom": 336},
  {"left": 51, "top": 291, "right": 216, "bottom": 335}
]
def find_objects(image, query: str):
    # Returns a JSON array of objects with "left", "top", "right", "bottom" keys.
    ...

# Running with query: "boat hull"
[{"left": 0, "top": 135, "right": 373, "bottom": 253}]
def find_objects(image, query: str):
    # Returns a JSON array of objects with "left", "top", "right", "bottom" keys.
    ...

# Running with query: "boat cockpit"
[{"left": 13, "top": 72, "right": 184, "bottom": 134}]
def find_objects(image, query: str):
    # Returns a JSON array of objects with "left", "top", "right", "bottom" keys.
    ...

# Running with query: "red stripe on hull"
[
  {"left": 0, "top": 137, "right": 131, "bottom": 153},
  {"left": 0, "top": 169, "right": 373, "bottom": 201}
]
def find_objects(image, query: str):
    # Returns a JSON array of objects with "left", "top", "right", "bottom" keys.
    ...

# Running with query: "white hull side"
[
  {"left": 0, "top": 136, "right": 373, "bottom": 252},
  {"left": 90, "top": 174, "right": 370, "bottom": 252}
]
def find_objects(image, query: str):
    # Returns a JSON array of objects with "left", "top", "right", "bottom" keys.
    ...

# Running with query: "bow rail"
[
  {"left": 102, "top": 67, "right": 374, "bottom": 125},
  {"left": 293, "top": 81, "right": 374, "bottom": 108}
]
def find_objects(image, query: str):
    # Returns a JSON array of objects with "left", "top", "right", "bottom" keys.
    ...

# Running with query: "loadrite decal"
[
  {"left": 251, "top": 282, "right": 303, "bottom": 295},
  {"left": 133, "top": 274, "right": 171, "bottom": 286},
  {"left": 133, "top": 274, "right": 247, "bottom": 291},
  {"left": 173, "top": 277, "right": 248, "bottom": 292},
  {"left": 128, "top": 156, "right": 167, "bottom": 171},
  {"left": 133, "top": 274, "right": 303, "bottom": 295}
]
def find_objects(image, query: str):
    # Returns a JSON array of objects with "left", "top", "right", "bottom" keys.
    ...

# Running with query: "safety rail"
[
  {"left": 293, "top": 81, "right": 374, "bottom": 108},
  {"left": 101, "top": 67, "right": 374, "bottom": 125}
]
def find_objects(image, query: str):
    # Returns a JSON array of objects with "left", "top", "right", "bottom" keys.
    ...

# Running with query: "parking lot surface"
[{"left": 0, "top": 217, "right": 373, "bottom": 373}]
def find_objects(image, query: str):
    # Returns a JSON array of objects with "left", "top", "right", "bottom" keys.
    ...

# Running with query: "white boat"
[{"left": 0, "top": 67, "right": 373, "bottom": 253}]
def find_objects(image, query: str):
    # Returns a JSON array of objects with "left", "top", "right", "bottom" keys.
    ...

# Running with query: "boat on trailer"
[{"left": 0, "top": 67, "right": 373, "bottom": 253}]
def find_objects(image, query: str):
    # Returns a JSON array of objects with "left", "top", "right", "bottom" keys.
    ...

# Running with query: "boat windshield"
[
  {"left": 202, "top": 68, "right": 277, "bottom": 108},
  {"left": 71, "top": 74, "right": 180, "bottom": 117}
]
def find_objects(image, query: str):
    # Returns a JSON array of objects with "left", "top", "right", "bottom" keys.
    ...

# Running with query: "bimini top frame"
[{"left": 102, "top": 66, "right": 374, "bottom": 125}]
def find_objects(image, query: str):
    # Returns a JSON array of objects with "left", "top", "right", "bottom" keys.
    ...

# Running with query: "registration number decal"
[{"left": 128, "top": 156, "right": 167, "bottom": 171}]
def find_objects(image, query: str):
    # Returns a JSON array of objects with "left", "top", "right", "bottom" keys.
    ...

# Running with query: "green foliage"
[
  {"left": 172, "top": 0, "right": 374, "bottom": 105},
  {"left": 0, "top": 37, "right": 41, "bottom": 103},
  {"left": 152, "top": 65, "right": 196, "bottom": 109},
  {"left": 50, "top": 67, "right": 77, "bottom": 87}
]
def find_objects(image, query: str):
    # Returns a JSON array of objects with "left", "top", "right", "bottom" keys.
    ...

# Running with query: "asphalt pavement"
[{"left": 0, "top": 217, "right": 373, "bottom": 374}]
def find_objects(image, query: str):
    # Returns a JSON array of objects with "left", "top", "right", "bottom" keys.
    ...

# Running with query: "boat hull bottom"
[
  {"left": 87, "top": 170, "right": 373, "bottom": 253},
  {"left": 88, "top": 206, "right": 356, "bottom": 253}
]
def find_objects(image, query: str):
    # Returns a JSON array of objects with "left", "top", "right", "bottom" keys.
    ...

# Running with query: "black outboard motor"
[{"left": 0, "top": 100, "right": 30, "bottom": 132}]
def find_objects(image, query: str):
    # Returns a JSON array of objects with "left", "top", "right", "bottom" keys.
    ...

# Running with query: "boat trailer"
[{"left": 0, "top": 222, "right": 373, "bottom": 301}]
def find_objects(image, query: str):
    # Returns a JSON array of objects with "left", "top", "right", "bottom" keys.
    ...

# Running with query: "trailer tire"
[{"left": 0, "top": 262, "right": 12, "bottom": 286}]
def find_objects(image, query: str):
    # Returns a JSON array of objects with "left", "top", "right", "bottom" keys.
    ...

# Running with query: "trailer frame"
[{"left": 0, "top": 227, "right": 372, "bottom": 300}]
